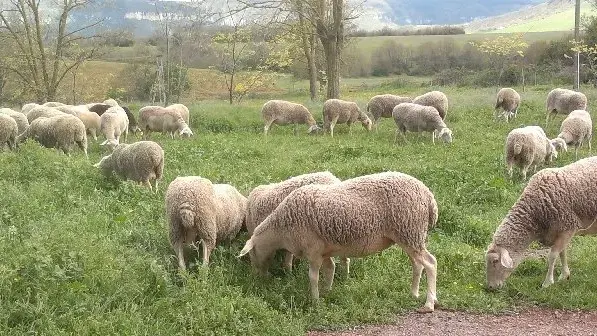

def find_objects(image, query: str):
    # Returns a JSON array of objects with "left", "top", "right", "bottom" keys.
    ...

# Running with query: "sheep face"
[
  {"left": 179, "top": 126, "right": 193, "bottom": 138},
  {"left": 361, "top": 118, "right": 373, "bottom": 131},
  {"left": 551, "top": 138, "right": 568, "bottom": 153},
  {"left": 546, "top": 142, "right": 558, "bottom": 162},
  {"left": 437, "top": 128, "right": 453, "bottom": 144},
  {"left": 485, "top": 245, "right": 515, "bottom": 290},
  {"left": 94, "top": 155, "right": 114, "bottom": 176},
  {"left": 307, "top": 124, "right": 320, "bottom": 134},
  {"left": 238, "top": 237, "right": 275, "bottom": 276}
]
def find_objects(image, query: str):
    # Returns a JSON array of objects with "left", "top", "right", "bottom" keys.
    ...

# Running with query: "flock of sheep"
[{"left": 1, "top": 86, "right": 596, "bottom": 314}]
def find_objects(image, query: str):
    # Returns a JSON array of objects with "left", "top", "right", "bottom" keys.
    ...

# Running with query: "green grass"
[
  {"left": 496, "top": 5, "right": 597, "bottom": 33},
  {"left": 1, "top": 84, "right": 597, "bottom": 335}
]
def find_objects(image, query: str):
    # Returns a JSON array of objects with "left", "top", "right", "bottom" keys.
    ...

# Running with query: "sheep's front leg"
[
  {"left": 542, "top": 230, "right": 575, "bottom": 288},
  {"left": 308, "top": 258, "right": 323, "bottom": 302},
  {"left": 283, "top": 251, "right": 294, "bottom": 272},
  {"left": 174, "top": 240, "right": 186, "bottom": 271},
  {"left": 321, "top": 257, "right": 336, "bottom": 293},
  {"left": 341, "top": 257, "right": 350, "bottom": 277},
  {"left": 557, "top": 249, "right": 570, "bottom": 282}
]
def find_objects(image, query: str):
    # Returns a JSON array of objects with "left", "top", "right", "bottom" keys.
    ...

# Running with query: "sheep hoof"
[
  {"left": 541, "top": 280, "right": 553, "bottom": 288},
  {"left": 416, "top": 306, "right": 434, "bottom": 314}
]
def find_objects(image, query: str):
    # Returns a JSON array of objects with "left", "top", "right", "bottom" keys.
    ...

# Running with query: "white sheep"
[
  {"left": 504, "top": 125, "right": 564, "bottom": 180},
  {"left": 0, "top": 108, "right": 29, "bottom": 134},
  {"left": 392, "top": 103, "right": 453, "bottom": 144},
  {"left": 546, "top": 88, "right": 587, "bottom": 125},
  {"left": 261, "top": 100, "right": 319, "bottom": 135},
  {"left": 94, "top": 140, "right": 164, "bottom": 191},
  {"left": 166, "top": 176, "right": 247, "bottom": 270},
  {"left": 494, "top": 88, "right": 521, "bottom": 122},
  {"left": 367, "top": 94, "right": 412, "bottom": 129},
  {"left": 412, "top": 91, "right": 449, "bottom": 120},
  {"left": 166, "top": 103, "right": 190, "bottom": 125},
  {"left": 486, "top": 156, "right": 597, "bottom": 290},
  {"left": 42, "top": 102, "right": 65, "bottom": 108},
  {"left": 246, "top": 171, "right": 344, "bottom": 272},
  {"left": 17, "top": 114, "right": 88, "bottom": 158},
  {"left": 26, "top": 106, "right": 66, "bottom": 123},
  {"left": 100, "top": 106, "right": 129, "bottom": 149},
  {"left": 21, "top": 103, "right": 40, "bottom": 115},
  {"left": 239, "top": 171, "right": 439, "bottom": 313},
  {"left": 556, "top": 110, "right": 592, "bottom": 160},
  {"left": 76, "top": 110, "right": 101, "bottom": 141},
  {"left": 0, "top": 114, "right": 18, "bottom": 150},
  {"left": 103, "top": 98, "right": 119, "bottom": 107},
  {"left": 138, "top": 106, "right": 193, "bottom": 139},
  {"left": 322, "top": 99, "right": 372, "bottom": 137}
]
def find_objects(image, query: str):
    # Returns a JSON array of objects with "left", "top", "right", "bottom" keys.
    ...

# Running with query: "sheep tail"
[
  {"left": 179, "top": 202, "right": 195, "bottom": 229},
  {"left": 428, "top": 197, "right": 439, "bottom": 231},
  {"left": 513, "top": 143, "right": 522, "bottom": 155}
]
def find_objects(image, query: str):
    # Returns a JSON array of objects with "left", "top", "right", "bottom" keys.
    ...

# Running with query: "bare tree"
[{"left": 0, "top": 0, "right": 104, "bottom": 102}]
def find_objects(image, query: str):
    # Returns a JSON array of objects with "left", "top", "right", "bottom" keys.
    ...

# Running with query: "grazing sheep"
[
  {"left": 166, "top": 103, "right": 190, "bottom": 125},
  {"left": 138, "top": 106, "right": 193, "bottom": 139},
  {"left": 100, "top": 106, "right": 129, "bottom": 149},
  {"left": 89, "top": 103, "right": 139, "bottom": 133},
  {"left": 486, "top": 156, "right": 597, "bottom": 290},
  {"left": 103, "top": 98, "right": 119, "bottom": 107},
  {"left": 239, "top": 171, "right": 439, "bottom": 313},
  {"left": 556, "top": 110, "right": 592, "bottom": 160},
  {"left": 0, "top": 108, "right": 29, "bottom": 134},
  {"left": 54, "top": 104, "right": 90, "bottom": 116},
  {"left": 166, "top": 176, "right": 247, "bottom": 270},
  {"left": 42, "top": 102, "right": 65, "bottom": 108},
  {"left": 26, "top": 106, "right": 66, "bottom": 123},
  {"left": 76, "top": 110, "right": 101, "bottom": 141},
  {"left": 546, "top": 88, "right": 587, "bottom": 125},
  {"left": 94, "top": 140, "right": 164, "bottom": 191},
  {"left": 246, "top": 171, "right": 344, "bottom": 272},
  {"left": 494, "top": 88, "right": 521, "bottom": 122},
  {"left": 367, "top": 94, "right": 412, "bottom": 128},
  {"left": 322, "top": 99, "right": 372, "bottom": 137},
  {"left": 17, "top": 114, "right": 88, "bottom": 158},
  {"left": 0, "top": 114, "right": 18, "bottom": 150},
  {"left": 504, "top": 126, "right": 562, "bottom": 180},
  {"left": 412, "top": 91, "right": 449, "bottom": 120},
  {"left": 21, "top": 103, "right": 40, "bottom": 115},
  {"left": 392, "top": 103, "right": 453, "bottom": 144},
  {"left": 261, "top": 100, "right": 319, "bottom": 135}
]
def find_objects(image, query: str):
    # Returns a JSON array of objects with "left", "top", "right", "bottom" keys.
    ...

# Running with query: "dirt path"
[{"left": 308, "top": 308, "right": 597, "bottom": 336}]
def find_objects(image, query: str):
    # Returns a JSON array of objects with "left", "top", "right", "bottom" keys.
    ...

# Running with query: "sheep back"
[
  {"left": 261, "top": 100, "right": 316, "bottom": 126},
  {"left": 0, "top": 108, "right": 29, "bottom": 134},
  {"left": 0, "top": 114, "right": 18, "bottom": 149},
  {"left": 495, "top": 88, "right": 520, "bottom": 112},
  {"left": 26, "top": 106, "right": 66, "bottom": 123},
  {"left": 97, "top": 141, "right": 164, "bottom": 183},
  {"left": 413, "top": 91, "right": 448, "bottom": 120},
  {"left": 368, "top": 94, "right": 412, "bottom": 121},
  {"left": 393, "top": 103, "right": 446, "bottom": 133}
]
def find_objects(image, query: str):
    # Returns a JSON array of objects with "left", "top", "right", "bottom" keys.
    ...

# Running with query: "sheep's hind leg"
[
  {"left": 408, "top": 254, "right": 424, "bottom": 298},
  {"left": 143, "top": 180, "right": 153, "bottom": 191},
  {"left": 308, "top": 257, "right": 323, "bottom": 302},
  {"left": 283, "top": 251, "right": 294, "bottom": 272},
  {"left": 321, "top": 257, "right": 336, "bottom": 293},
  {"left": 341, "top": 257, "right": 350, "bottom": 277},
  {"left": 174, "top": 240, "right": 186, "bottom": 271},
  {"left": 557, "top": 249, "right": 570, "bottom": 282},
  {"left": 542, "top": 230, "right": 575, "bottom": 288}
]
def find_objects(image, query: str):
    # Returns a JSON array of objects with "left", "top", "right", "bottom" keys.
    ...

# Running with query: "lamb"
[
  {"left": 322, "top": 99, "right": 372, "bottom": 137},
  {"left": 412, "top": 91, "right": 449, "bottom": 120},
  {"left": 21, "top": 103, "right": 40, "bottom": 115},
  {"left": 166, "top": 103, "right": 190, "bottom": 125},
  {"left": 76, "top": 110, "right": 101, "bottom": 141},
  {"left": 26, "top": 106, "right": 66, "bottom": 123},
  {"left": 367, "top": 94, "right": 412, "bottom": 128},
  {"left": 392, "top": 103, "right": 453, "bottom": 144},
  {"left": 89, "top": 103, "right": 139, "bottom": 133},
  {"left": 494, "top": 88, "right": 521, "bottom": 122},
  {"left": 246, "top": 171, "right": 344, "bottom": 272},
  {"left": 166, "top": 176, "right": 247, "bottom": 270},
  {"left": 17, "top": 114, "right": 88, "bottom": 158},
  {"left": 261, "top": 100, "right": 319, "bottom": 135},
  {"left": 556, "top": 110, "right": 592, "bottom": 160},
  {"left": 103, "top": 98, "right": 119, "bottom": 107},
  {"left": 504, "top": 125, "right": 563, "bottom": 180},
  {"left": 545, "top": 88, "right": 587, "bottom": 125},
  {"left": 0, "top": 108, "right": 29, "bottom": 134},
  {"left": 239, "top": 171, "right": 439, "bottom": 313},
  {"left": 486, "top": 156, "right": 597, "bottom": 290},
  {"left": 100, "top": 106, "right": 129, "bottom": 149},
  {"left": 42, "top": 102, "right": 65, "bottom": 108},
  {"left": 0, "top": 114, "right": 18, "bottom": 150},
  {"left": 138, "top": 106, "right": 193, "bottom": 139},
  {"left": 94, "top": 140, "right": 164, "bottom": 191}
]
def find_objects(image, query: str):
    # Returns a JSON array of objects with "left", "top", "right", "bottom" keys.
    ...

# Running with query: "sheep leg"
[
  {"left": 91, "top": 129, "right": 97, "bottom": 141},
  {"left": 542, "top": 230, "right": 575, "bottom": 288},
  {"left": 308, "top": 257, "right": 323, "bottom": 302},
  {"left": 522, "top": 165, "right": 530, "bottom": 180},
  {"left": 263, "top": 120, "right": 274, "bottom": 135},
  {"left": 174, "top": 240, "right": 186, "bottom": 271},
  {"left": 321, "top": 257, "right": 336, "bottom": 293},
  {"left": 408, "top": 254, "right": 424, "bottom": 298},
  {"left": 557, "top": 249, "right": 570, "bottom": 282},
  {"left": 341, "top": 257, "right": 350, "bottom": 276},
  {"left": 431, "top": 131, "right": 435, "bottom": 145},
  {"left": 575, "top": 146, "right": 579, "bottom": 161},
  {"left": 202, "top": 240, "right": 215, "bottom": 267},
  {"left": 143, "top": 180, "right": 153, "bottom": 191},
  {"left": 283, "top": 251, "right": 294, "bottom": 272},
  {"left": 412, "top": 248, "right": 437, "bottom": 313},
  {"left": 507, "top": 162, "right": 513, "bottom": 179}
]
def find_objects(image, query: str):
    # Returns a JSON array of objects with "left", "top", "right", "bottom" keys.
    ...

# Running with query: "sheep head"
[
  {"left": 438, "top": 128, "right": 453, "bottom": 144},
  {"left": 485, "top": 244, "right": 516, "bottom": 290}
]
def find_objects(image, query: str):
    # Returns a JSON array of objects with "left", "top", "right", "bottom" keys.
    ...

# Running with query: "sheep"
[
  {"left": 261, "top": 100, "right": 319, "bottom": 135},
  {"left": 21, "top": 103, "right": 40, "bottom": 115},
  {"left": 100, "top": 106, "right": 129, "bottom": 149},
  {"left": 412, "top": 91, "right": 449, "bottom": 120},
  {"left": 0, "top": 108, "right": 29, "bottom": 134},
  {"left": 392, "top": 103, "right": 453, "bottom": 144},
  {"left": 556, "top": 110, "right": 592, "bottom": 160},
  {"left": 322, "top": 99, "right": 372, "bottom": 137},
  {"left": 76, "top": 110, "right": 101, "bottom": 141},
  {"left": 42, "top": 102, "right": 65, "bottom": 108},
  {"left": 166, "top": 103, "right": 190, "bottom": 125},
  {"left": 246, "top": 171, "right": 344, "bottom": 272},
  {"left": 26, "top": 106, "right": 66, "bottom": 123},
  {"left": 103, "top": 98, "right": 119, "bottom": 107},
  {"left": 367, "top": 94, "right": 412, "bottom": 129},
  {"left": 546, "top": 88, "right": 587, "bottom": 125},
  {"left": 504, "top": 125, "right": 563, "bottom": 180},
  {"left": 494, "top": 88, "right": 521, "bottom": 122},
  {"left": 89, "top": 103, "right": 139, "bottom": 133},
  {"left": 138, "top": 106, "right": 193, "bottom": 139},
  {"left": 486, "top": 156, "right": 597, "bottom": 290},
  {"left": 0, "top": 114, "right": 18, "bottom": 150},
  {"left": 166, "top": 176, "right": 247, "bottom": 270},
  {"left": 239, "top": 171, "right": 439, "bottom": 312},
  {"left": 17, "top": 114, "right": 88, "bottom": 158},
  {"left": 94, "top": 140, "right": 164, "bottom": 191}
]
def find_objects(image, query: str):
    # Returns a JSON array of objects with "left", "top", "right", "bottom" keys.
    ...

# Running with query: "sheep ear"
[
  {"left": 500, "top": 249, "right": 514, "bottom": 268},
  {"left": 238, "top": 238, "right": 255, "bottom": 258}
]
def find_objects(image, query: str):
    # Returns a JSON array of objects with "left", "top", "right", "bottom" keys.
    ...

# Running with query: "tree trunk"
[
  {"left": 228, "top": 73, "right": 234, "bottom": 105},
  {"left": 322, "top": 38, "right": 340, "bottom": 99},
  {"left": 307, "top": 38, "right": 318, "bottom": 101}
]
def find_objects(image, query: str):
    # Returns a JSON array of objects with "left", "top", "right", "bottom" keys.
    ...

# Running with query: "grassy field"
[
  {"left": 1, "top": 84, "right": 597, "bottom": 335},
  {"left": 496, "top": 5, "right": 597, "bottom": 33}
]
